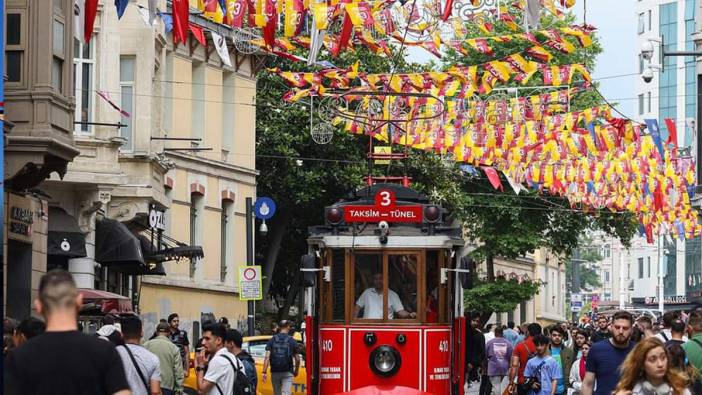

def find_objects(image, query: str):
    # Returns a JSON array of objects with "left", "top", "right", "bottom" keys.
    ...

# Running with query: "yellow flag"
[{"left": 311, "top": 3, "right": 329, "bottom": 29}]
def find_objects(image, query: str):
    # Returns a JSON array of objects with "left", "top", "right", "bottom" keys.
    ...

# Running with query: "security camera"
[
  {"left": 642, "top": 67, "right": 654, "bottom": 83},
  {"left": 641, "top": 40, "right": 655, "bottom": 60}
]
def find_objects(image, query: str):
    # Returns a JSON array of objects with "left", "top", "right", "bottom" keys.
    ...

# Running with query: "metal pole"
[
  {"left": 658, "top": 234, "right": 664, "bottom": 315},
  {"left": 619, "top": 248, "right": 626, "bottom": 310},
  {"left": 246, "top": 197, "right": 255, "bottom": 336}
]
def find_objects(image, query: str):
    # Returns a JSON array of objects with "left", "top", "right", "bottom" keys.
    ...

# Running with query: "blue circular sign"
[{"left": 254, "top": 197, "right": 276, "bottom": 220}]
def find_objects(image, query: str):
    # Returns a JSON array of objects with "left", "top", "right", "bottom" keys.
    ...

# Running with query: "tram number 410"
[
  {"left": 438, "top": 340, "right": 449, "bottom": 352},
  {"left": 322, "top": 339, "right": 333, "bottom": 352}
]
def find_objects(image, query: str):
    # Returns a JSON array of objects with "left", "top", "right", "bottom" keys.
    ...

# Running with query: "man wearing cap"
[
  {"left": 145, "top": 322, "right": 184, "bottom": 395},
  {"left": 263, "top": 320, "right": 301, "bottom": 395}
]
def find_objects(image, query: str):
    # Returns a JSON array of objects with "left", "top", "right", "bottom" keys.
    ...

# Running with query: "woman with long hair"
[
  {"left": 614, "top": 337, "right": 690, "bottom": 395},
  {"left": 572, "top": 329, "right": 589, "bottom": 358},
  {"left": 568, "top": 341, "right": 591, "bottom": 395}
]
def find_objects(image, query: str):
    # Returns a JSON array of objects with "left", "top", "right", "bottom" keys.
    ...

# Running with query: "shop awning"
[
  {"left": 78, "top": 288, "right": 133, "bottom": 314},
  {"left": 48, "top": 207, "right": 87, "bottom": 258},
  {"left": 95, "top": 219, "right": 144, "bottom": 266},
  {"left": 111, "top": 262, "right": 167, "bottom": 276}
]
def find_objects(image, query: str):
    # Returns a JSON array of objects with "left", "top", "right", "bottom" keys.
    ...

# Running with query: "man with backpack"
[
  {"left": 508, "top": 323, "right": 543, "bottom": 395},
  {"left": 116, "top": 315, "right": 162, "bottom": 395},
  {"left": 262, "top": 320, "right": 301, "bottom": 395},
  {"left": 225, "top": 329, "right": 258, "bottom": 393},
  {"left": 195, "top": 323, "right": 246, "bottom": 395},
  {"left": 522, "top": 335, "right": 561, "bottom": 395}
]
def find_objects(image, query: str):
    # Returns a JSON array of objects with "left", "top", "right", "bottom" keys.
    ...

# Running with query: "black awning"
[
  {"left": 48, "top": 207, "right": 87, "bottom": 258},
  {"left": 138, "top": 231, "right": 204, "bottom": 263},
  {"left": 95, "top": 219, "right": 144, "bottom": 266},
  {"left": 111, "top": 262, "right": 167, "bottom": 276}
]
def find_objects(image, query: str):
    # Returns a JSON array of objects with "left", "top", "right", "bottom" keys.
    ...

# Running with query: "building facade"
[
  {"left": 634, "top": 0, "right": 702, "bottom": 310},
  {"left": 4, "top": 0, "right": 81, "bottom": 319}
]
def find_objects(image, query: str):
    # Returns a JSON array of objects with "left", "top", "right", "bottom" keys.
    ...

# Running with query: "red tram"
[{"left": 301, "top": 183, "right": 470, "bottom": 395}]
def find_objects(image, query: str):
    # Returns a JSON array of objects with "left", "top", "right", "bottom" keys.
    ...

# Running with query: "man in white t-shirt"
[
  {"left": 354, "top": 272, "right": 416, "bottom": 319},
  {"left": 195, "top": 324, "right": 245, "bottom": 395}
]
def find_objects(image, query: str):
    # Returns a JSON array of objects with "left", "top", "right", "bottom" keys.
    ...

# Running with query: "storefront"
[{"left": 631, "top": 296, "right": 700, "bottom": 312}]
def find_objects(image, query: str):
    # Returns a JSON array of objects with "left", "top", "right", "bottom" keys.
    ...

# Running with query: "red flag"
[
  {"left": 263, "top": 0, "right": 277, "bottom": 47},
  {"left": 332, "top": 12, "right": 353, "bottom": 57},
  {"left": 172, "top": 0, "right": 190, "bottom": 44},
  {"left": 84, "top": 0, "right": 98, "bottom": 43},
  {"left": 482, "top": 167, "right": 504, "bottom": 191},
  {"left": 441, "top": 0, "right": 453, "bottom": 21},
  {"left": 189, "top": 23, "right": 207, "bottom": 46},
  {"left": 645, "top": 224, "right": 654, "bottom": 244},
  {"left": 665, "top": 118, "right": 678, "bottom": 148}
]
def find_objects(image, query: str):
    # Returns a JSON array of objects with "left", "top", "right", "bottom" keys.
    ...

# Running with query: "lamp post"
[{"left": 245, "top": 197, "right": 255, "bottom": 336}]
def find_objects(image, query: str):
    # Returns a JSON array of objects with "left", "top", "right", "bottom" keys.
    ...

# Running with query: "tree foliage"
[{"left": 464, "top": 278, "right": 543, "bottom": 314}]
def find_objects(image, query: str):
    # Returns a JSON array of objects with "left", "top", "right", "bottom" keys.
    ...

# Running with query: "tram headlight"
[
  {"left": 424, "top": 205, "right": 441, "bottom": 223},
  {"left": 369, "top": 345, "right": 402, "bottom": 377},
  {"left": 325, "top": 207, "right": 343, "bottom": 225}
]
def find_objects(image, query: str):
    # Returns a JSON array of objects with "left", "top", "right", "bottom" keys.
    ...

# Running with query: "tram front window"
[{"left": 353, "top": 253, "right": 417, "bottom": 321}]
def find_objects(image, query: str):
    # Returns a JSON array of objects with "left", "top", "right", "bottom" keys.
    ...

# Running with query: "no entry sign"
[{"left": 239, "top": 265, "right": 262, "bottom": 301}]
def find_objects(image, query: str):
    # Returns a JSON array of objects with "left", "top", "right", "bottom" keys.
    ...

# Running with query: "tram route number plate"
[
  {"left": 238, "top": 265, "right": 263, "bottom": 301},
  {"left": 344, "top": 189, "right": 423, "bottom": 223}
]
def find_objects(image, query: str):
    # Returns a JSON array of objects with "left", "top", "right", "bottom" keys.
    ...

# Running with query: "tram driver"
[{"left": 354, "top": 272, "right": 417, "bottom": 319}]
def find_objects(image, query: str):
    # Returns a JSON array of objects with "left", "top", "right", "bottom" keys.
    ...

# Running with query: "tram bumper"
[{"left": 337, "top": 385, "right": 435, "bottom": 395}]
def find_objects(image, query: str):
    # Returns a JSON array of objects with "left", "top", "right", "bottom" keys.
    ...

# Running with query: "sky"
[
  {"left": 407, "top": 0, "right": 638, "bottom": 117},
  {"left": 574, "top": 0, "right": 637, "bottom": 118}
]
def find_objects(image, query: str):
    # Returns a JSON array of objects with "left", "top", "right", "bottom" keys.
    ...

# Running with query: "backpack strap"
[
  {"left": 121, "top": 345, "right": 150, "bottom": 393},
  {"left": 661, "top": 332, "right": 669, "bottom": 342},
  {"left": 214, "top": 354, "right": 241, "bottom": 395}
]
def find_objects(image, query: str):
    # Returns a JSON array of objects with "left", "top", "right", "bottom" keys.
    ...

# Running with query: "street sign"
[
  {"left": 239, "top": 265, "right": 263, "bottom": 301},
  {"left": 570, "top": 301, "right": 583, "bottom": 312},
  {"left": 254, "top": 197, "right": 276, "bottom": 220},
  {"left": 571, "top": 294, "right": 582, "bottom": 303},
  {"left": 344, "top": 189, "right": 424, "bottom": 223}
]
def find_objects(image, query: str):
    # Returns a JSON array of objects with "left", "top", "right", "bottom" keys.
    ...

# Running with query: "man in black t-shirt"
[
  {"left": 589, "top": 316, "right": 611, "bottom": 343},
  {"left": 4, "top": 270, "right": 130, "bottom": 395},
  {"left": 167, "top": 312, "right": 191, "bottom": 377}
]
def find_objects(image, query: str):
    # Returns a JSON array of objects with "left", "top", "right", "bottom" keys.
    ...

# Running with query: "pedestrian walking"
[
  {"left": 666, "top": 342, "right": 701, "bottom": 394},
  {"left": 590, "top": 316, "right": 611, "bottom": 344},
  {"left": 664, "top": 320, "right": 687, "bottom": 349},
  {"left": 225, "top": 328, "right": 258, "bottom": 393},
  {"left": 144, "top": 322, "right": 184, "bottom": 395},
  {"left": 3, "top": 269, "right": 130, "bottom": 395},
  {"left": 681, "top": 311, "right": 702, "bottom": 379},
  {"left": 613, "top": 337, "right": 690, "bottom": 395},
  {"left": 11, "top": 317, "right": 46, "bottom": 348},
  {"left": 116, "top": 315, "right": 161, "bottom": 395},
  {"left": 549, "top": 326, "right": 575, "bottom": 395},
  {"left": 262, "top": 320, "right": 301, "bottom": 395},
  {"left": 466, "top": 313, "right": 487, "bottom": 386},
  {"left": 567, "top": 342, "right": 591, "bottom": 395},
  {"left": 4, "top": 317, "right": 18, "bottom": 354},
  {"left": 581, "top": 311, "right": 635, "bottom": 395},
  {"left": 167, "top": 313, "right": 191, "bottom": 377},
  {"left": 194, "top": 323, "right": 245, "bottom": 395},
  {"left": 572, "top": 330, "right": 589, "bottom": 358},
  {"left": 505, "top": 322, "right": 521, "bottom": 347},
  {"left": 522, "top": 335, "right": 561, "bottom": 395},
  {"left": 487, "top": 326, "right": 513, "bottom": 395},
  {"left": 657, "top": 312, "right": 688, "bottom": 344},
  {"left": 509, "top": 322, "right": 543, "bottom": 392}
]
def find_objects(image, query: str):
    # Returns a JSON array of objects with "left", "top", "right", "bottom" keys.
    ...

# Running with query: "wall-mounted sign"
[
  {"left": 642, "top": 295, "right": 688, "bottom": 305},
  {"left": 344, "top": 189, "right": 423, "bottom": 223},
  {"left": 148, "top": 205, "right": 166, "bottom": 231},
  {"left": 239, "top": 265, "right": 262, "bottom": 301},
  {"left": 7, "top": 194, "right": 36, "bottom": 242}
]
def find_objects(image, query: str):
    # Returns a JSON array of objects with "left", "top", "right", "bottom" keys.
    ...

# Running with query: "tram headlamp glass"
[{"left": 369, "top": 345, "right": 401, "bottom": 377}]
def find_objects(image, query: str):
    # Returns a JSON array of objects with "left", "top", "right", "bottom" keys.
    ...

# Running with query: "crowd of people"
[
  {"left": 465, "top": 310, "right": 702, "bottom": 395},
  {"left": 3, "top": 269, "right": 301, "bottom": 395}
]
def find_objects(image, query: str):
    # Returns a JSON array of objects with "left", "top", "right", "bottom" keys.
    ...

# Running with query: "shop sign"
[
  {"left": 344, "top": 189, "right": 423, "bottom": 223},
  {"left": 644, "top": 295, "right": 688, "bottom": 305},
  {"left": 8, "top": 195, "right": 35, "bottom": 242},
  {"left": 148, "top": 205, "right": 166, "bottom": 231}
]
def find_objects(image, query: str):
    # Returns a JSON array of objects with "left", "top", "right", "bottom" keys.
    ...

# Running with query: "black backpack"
[
  {"left": 216, "top": 354, "right": 253, "bottom": 395},
  {"left": 269, "top": 334, "right": 293, "bottom": 372}
]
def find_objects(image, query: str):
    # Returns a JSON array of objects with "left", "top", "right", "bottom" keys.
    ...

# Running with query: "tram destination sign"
[{"left": 343, "top": 189, "right": 423, "bottom": 223}]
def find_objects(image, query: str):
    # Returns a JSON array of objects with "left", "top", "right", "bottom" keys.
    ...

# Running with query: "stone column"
[{"left": 69, "top": 201, "right": 100, "bottom": 289}]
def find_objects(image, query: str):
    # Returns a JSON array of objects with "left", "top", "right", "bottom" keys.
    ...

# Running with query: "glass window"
[
  {"left": 605, "top": 271, "right": 610, "bottom": 282},
  {"left": 638, "top": 258, "right": 644, "bottom": 279},
  {"left": 6, "top": 51, "right": 22, "bottom": 82},
  {"left": 647, "top": 257, "right": 651, "bottom": 277},
  {"left": 648, "top": 10, "right": 651, "bottom": 30},
  {"left": 647, "top": 92, "right": 651, "bottom": 113},
  {"left": 192, "top": 61, "right": 205, "bottom": 141},
  {"left": 638, "top": 94, "right": 644, "bottom": 115},
  {"left": 189, "top": 193, "right": 203, "bottom": 279},
  {"left": 330, "top": 249, "right": 345, "bottom": 321},
  {"left": 425, "top": 251, "right": 443, "bottom": 323},
  {"left": 120, "top": 56, "right": 136, "bottom": 151},
  {"left": 53, "top": 20, "right": 65, "bottom": 57},
  {"left": 221, "top": 201, "right": 230, "bottom": 283},
  {"left": 354, "top": 253, "right": 383, "bottom": 320},
  {"left": 638, "top": 13, "right": 645, "bottom": 34},
  {"left": 52, "top": 57, "right": 63, "bottom": 91},
  {"left": 387, "top": 254, "right": 418, "bottom": 319},
  {"left": 74, "top": 39, "right": 94, "bottom": 134},
  {"left": 7, "top": 13, "right": 21, "bottom": 45}
]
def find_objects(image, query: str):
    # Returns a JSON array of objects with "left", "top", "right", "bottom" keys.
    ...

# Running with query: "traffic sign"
[
  {"left": 570, "top": 301, "right": 583, "bottom": 312},
  {"left": 571, "top": 294, "right": 582, "bottom": 303},
  {"left": 239, "top": 265, "right": 263, "bottom": 301},
  {"left": 254, "top": 197, "right": 276, "bottom": 220}
]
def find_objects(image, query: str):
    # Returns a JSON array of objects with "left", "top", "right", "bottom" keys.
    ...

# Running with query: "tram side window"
[
  {"left": 426, "top": 250, "right": 442, "bottom": 323},
  {"left": 331, "top": 249, "right": 345, "bottom": 321},
  {"left": 354, "top": 254, "right": 383, "bottom": 319},
  {"left": 387, "top": 254, "right": 418, "bottom": 320}
]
